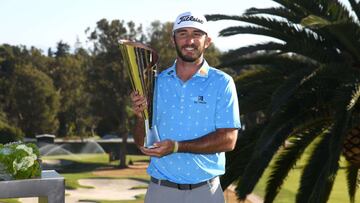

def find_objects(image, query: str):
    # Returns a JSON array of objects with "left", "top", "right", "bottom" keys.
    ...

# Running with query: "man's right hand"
[{"left": 130, "top": 91, "right": 147, "bottom": 119}]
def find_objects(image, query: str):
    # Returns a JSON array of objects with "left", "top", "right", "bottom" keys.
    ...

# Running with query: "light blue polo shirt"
[{"left": 147, "top": 60, "right": 241, "bottom": 184}]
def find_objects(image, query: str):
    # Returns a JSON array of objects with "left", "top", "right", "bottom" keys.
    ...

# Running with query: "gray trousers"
[{"left": 144, "top": 177, "right": 225, "bottom": 203}]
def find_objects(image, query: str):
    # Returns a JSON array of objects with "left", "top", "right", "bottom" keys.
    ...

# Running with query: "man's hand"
[
  {"left": 130, "top": 91, "right": 147, "bottom": 118},
  {"left": 140, "top": 139, "right": 176, "bottom": 157}
]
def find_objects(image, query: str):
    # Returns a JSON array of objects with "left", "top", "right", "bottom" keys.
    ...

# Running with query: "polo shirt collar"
[
  {"left": 194, "top": 60, "right": 209, "bottom": 78},
  {"left": 163, "top": 60, "right": 210, "bottom": 78}
]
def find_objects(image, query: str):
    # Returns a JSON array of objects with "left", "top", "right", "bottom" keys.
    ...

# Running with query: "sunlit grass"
[
  {"left": 252, "top": 147, "right": 360, "bottom": 203},
  {"left": 42, "top": 153, "right": 109, "bottom": 163},
  {"left": 42, "top": 154, "right": 149, "bottom": 165},
  {"left": 0, "top": 199, "right": 20, "bottom": 203}
]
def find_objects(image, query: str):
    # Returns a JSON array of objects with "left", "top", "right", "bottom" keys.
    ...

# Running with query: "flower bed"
[{"left": 0, "top": 142, "right": 41, "bottom": 180}]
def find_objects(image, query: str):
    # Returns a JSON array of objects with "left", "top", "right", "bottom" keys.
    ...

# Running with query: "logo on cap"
[
  {"left": 177, "top": 15, "right": 204, "bottom": 25},
  {"left": 173, "top": 11, "right": 208, "bottom": 34}
]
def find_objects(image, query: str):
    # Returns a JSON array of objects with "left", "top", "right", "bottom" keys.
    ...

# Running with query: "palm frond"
[
  {"left": 269, "top": 65, "right": 319, "bottom": 114},
  {"left": 220, "top": 53, "right": 317, "bottom": 70},
  {"left": 222, "top": 42, "right": 285, "bottom": 58},
  {"left": 296, "top": 131, "right": 337, "bottom": 203},
  {"left": 235, "top": 68, "right": 284, "bottom": 114},
  {"left": 237, "top": 76, "right": 355, "bottom": 200},
  {"left": 209, "top": 13, "right": 349, "bottom": 64},
  {"left": 235, "top": 113, "right": 295, "bottom": 199},
  {"left": 297, "top": 83, "right": 356, "bottom": 203},
  {"left": 286, "top": 0, "right": 352, "bottom": 22},
  {"left": 219, "top": 20, "right": 343, "bottom": 63},
  {"left": 235, "top": 91, "right": 327, "bottom": 199},
  {"left": 271, "top": 0, "right": 310, "bottom": 17},
  {"left": 265, "top": 126, "right": 328, "bottom": 203},
  {"left": 244, "top": 7, "right": 302, "bottom": 23},
  {"left": 301, "top": 14, "right": 360, "bottom": 60},
  {"left": 205, "top": 14, "right": 244, "bottom": 22},
  {"left": 348, "top": 83, "right": 360, "bottom": 111},
  {"left": 219, "top": 53, "right": 280, "bottom": 68},
  {"left": 322, "top": 22, "right": 360, "bottom": 60},
  {"left": 218, "top": 25, "right": 279, "bottom": 39},
  {"left": 345, "top": 162, "right": 359, "bottom": 203},
  {"left": 348, "top": 0, "right": 360, "bottom": 23},
  {"left": 221, "top": 124, "right": 265, "bottom": 189},
  {"left": 301, "top": 14, "right": 332, "bottom": 28}
]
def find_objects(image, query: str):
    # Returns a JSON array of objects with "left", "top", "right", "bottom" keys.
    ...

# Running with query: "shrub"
[
  {"left": 0, "top": 142, "right": 41, "bottom": 180},
  {"left": 0, "top": 122, "right": 24, "bottom": 144}
]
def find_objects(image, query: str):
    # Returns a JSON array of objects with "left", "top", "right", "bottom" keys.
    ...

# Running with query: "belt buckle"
[{"left": 177, "top": 184, "right": 192, "bottom": 190}]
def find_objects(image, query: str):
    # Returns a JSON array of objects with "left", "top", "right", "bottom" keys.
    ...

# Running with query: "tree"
[
  {"left": 0, "top": 107, "right": 24, "bottom": 144},
  {"left": 0, "top": 44, "right": 59, "bottom": 137},
  {"left": 46, "top": 42, "right": 92, "bottom": 138},
  {"left": 87, "top": 19, "right": 144, "bottom": 168},
  {"left": 9, "top": 65, "right": 59, "bottom": 137},
  {"left": 207, "top": 0, "right": 360, "bottom": 202},
  {"left": 54, "top": 41, "right": 70, "bottom": 58}
]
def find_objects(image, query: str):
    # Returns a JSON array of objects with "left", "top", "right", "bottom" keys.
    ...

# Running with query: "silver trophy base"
[{"left": 144, "top": 125, "right": 160, "bottom": 148}]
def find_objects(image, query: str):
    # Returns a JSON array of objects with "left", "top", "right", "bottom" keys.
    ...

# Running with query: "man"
[{"left": 130, "top": 11, "right": 241, "bottom": 203}]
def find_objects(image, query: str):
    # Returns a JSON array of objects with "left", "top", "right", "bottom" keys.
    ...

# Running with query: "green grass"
[
  {"left": 0, "top": 199, "right": 20, "bottom": 203},
  {"left": 252, "top": 149, "right": 360, "bottom": 203},
  {"left": 42, "top": 153, "right": 110, "bottom": 163},
  {"left": 42, "top": 153, "right": 149, "bottom": 166}
]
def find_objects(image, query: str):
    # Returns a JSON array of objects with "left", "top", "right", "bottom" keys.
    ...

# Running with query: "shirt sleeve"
[{"left": 215, "top": 76, "right": 241, "bottom": 129}]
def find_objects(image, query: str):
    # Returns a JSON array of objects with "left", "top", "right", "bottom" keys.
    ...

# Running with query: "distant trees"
[
  {"left": 0, "top": 45, "right": 59, "bottom": 137},
  {"left": 10, "top": 66, "right": 59, "bottom": 136},
  {"left": 49, "top": 41, "right": 91, "bottom": 138}
]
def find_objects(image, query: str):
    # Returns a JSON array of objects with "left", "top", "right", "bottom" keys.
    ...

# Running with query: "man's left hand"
[{"left": 140, "top": 139, "right": 176, "bottom": 157}]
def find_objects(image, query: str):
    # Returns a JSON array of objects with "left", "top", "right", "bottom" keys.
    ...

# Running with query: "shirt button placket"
[{"left": 180, "top": 84, "right": 186, "bottom": 113}]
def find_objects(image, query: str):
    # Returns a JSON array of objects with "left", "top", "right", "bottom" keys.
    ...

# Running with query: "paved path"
[
  {"left": 18, "top": 178, "right": 263, "bottom": 203},
  {"left": 18, "top": 178, "right": 147, "bottom": 203}
]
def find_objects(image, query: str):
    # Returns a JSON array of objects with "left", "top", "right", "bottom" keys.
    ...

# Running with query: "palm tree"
[{"left": 207, "top": 0, "right": 360, "bottom": 202}]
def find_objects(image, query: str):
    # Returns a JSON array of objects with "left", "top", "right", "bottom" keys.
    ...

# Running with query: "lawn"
[{"left": 251, "top": 148, "right": 360, "bottom": 203}]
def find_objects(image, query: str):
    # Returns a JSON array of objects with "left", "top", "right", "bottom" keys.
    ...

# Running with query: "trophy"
[{"left": 119, "top": 40, "right": 160, "bottom": 148}]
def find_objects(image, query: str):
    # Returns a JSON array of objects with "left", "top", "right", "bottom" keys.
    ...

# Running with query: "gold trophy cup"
[{"left": 119, "top": 40, "right": 160, "bottom": 148}]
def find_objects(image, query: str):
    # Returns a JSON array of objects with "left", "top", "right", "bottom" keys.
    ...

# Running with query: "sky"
[{"left": 0, "top": 0, "right": 279, "bottom": 52}]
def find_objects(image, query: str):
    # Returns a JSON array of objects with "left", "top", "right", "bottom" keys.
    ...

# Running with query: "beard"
[{"left": 174, "top": 41, "right": 204, "bottom": 63}]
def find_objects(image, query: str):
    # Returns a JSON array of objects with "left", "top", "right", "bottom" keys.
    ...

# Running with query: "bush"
[
  {"left": 0, "top": 122, "right": 24, "bottom": 144},
  {"left": 0, "top": 142, "right": 41, "bottom": 180}
]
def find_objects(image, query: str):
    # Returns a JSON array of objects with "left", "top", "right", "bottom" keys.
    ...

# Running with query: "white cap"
[{"left": 172, "top": 11, "right": 209, "bottom": 34}]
